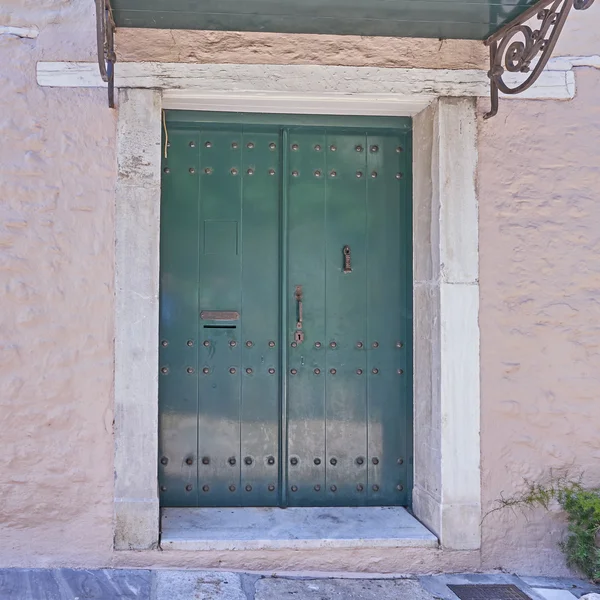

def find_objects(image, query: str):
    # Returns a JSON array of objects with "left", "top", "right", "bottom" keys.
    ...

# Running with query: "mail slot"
[{"left": 200, "top": 310, "right": 240, "bottom": 321}]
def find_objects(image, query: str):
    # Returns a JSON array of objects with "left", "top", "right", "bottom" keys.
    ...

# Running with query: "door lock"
[
  {"left": 294, "top": 285, "right": 305, "bottom": 345},
  {"left": 343, "top": 245, "right": 352, "bottom": 273}
]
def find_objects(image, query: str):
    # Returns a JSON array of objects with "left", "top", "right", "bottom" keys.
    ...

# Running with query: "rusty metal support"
[
  {"left": 95, "top": 0, "right": 116, "bottom": 108},
  {"left": 484, "top": 0, "right": 595, "bottom": 119}
]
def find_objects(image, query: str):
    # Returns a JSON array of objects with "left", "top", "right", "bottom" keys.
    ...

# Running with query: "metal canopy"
[
  {"left": 109, "top": 0, "right": 538, "bottom": 41},
  {"left": 97, "top": 0, "right": 596, "bottom": 116}
]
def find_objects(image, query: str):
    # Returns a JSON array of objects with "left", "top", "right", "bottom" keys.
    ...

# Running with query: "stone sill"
[{"left": 160, "top": 506, "right": 438, "bottom": 551}]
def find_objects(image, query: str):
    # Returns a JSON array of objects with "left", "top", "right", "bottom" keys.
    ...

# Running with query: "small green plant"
[{"left": 487, "top": 475, "right": 600, "bottom": 582}]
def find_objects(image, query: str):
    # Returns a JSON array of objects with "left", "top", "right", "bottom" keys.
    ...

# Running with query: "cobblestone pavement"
[{"left": 0, "top": 569, "right": 598, "bottom": 600}]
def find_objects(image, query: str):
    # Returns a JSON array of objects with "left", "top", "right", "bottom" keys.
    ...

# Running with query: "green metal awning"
[
  {"left": 98, "top": 0, "right": 596, "bottom": 116},
  {"left": 109, "top": 0, "right": 537, "bottom": 41}
]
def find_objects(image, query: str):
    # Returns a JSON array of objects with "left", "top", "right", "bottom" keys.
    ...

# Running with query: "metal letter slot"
[
  {"left": 294, "top": 285, "right": 305, "bottom": 344},
  {"left": 200, "top": 310, "right": 240, "bottom": 321},
  {"left": 343, "top": 245, "right": 352, "bottom": 273}
]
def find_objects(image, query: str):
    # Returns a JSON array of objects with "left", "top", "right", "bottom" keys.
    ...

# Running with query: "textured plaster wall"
[
  {"left": 115, "top": 29, "right": 489, "bottom": 70},
  {"left": 478, "top": 68, "right": 600, "bottom": 574},
  {"left": 1, "top": 0, "right": 600, "bottom": 574},
  {"left": 0, "top": 0, "right": 116, "bottom": 566},
  {"left": 554, "top": 6, "right": 600, "bottom": 56}
]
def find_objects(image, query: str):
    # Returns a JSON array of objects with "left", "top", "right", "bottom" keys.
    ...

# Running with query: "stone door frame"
[{"left": 113, "top": 86, "right": 480, "bottom": 551}]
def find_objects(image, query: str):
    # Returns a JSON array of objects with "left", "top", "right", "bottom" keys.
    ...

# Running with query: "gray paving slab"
[
  {"left": 533, "top": 589, "right": 577, "bottom": 600},
  {"left": 0, "top": 570, "right": 53, "bottom": 600},
  {"left": 521, "top": 577, "right": 600, "bottom": 597},
  {"left": 0, "top": 569, "right": 151, "bottom": 600},
  {"left": 154, "top": 570, "right": 246, "bottom": 600},
  {"left": 254, "top": 577, "right": 436, "bottom": 600},
  {"left": 0, "top": 569, "right": 598, "bottom": 600}
]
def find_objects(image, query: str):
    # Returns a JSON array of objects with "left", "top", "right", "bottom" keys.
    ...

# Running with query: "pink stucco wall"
[
  {"left": 1, "top": 0, "right": 599, "bottom": 573},
  {"left": 478, "top": 68, "right": 600, "bottom": 573},
  {"left": 0, "top": 0, "right": 116, "bottom": 566}
]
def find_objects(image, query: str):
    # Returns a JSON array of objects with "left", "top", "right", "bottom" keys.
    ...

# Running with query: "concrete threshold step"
[{"left": 160, "top": 506, "right": 438, "bottom": 551}]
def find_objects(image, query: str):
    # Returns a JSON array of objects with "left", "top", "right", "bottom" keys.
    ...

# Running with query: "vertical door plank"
[
  {"left": 366, "top": 132, "right": 410, "bottom": 506},
  {"left": 239, "top": 128, "right": 281, "bottom": 506},
  {"left": 323, "top": 131, "right": 369, "bottom": 506},
  {"left": 197, "top": 128, "right": 243, "bottom": 506},
  {"left": 286, "top": 129, "right": 327, "bottom": 506},
  {"left": 159, "top": 128, "right": 201, "bottom": 507}
]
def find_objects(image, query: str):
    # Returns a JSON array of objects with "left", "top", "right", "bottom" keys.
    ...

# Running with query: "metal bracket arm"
[
  {"left": 484, "top": 0, "right": 595, "bottom": 119},
  {"left": 95, "top": 0, "right": 116, "bottom": 109}
]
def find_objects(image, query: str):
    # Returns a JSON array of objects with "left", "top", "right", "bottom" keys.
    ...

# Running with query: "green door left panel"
[{"left": 159, "top": 126, "right": 281, "bottom": 506}]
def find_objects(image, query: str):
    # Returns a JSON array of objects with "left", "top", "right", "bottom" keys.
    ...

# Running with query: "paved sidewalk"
[{"left": 0, "top": 569, "right": 598, "bottom": 600}]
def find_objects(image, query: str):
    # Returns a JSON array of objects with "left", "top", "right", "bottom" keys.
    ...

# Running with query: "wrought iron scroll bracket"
[
  {"left": 95, "top": 0, "right": 116, "bottom": 109},
  {"left": 484, "top": 0, "right": 595, "bottom": 119}
]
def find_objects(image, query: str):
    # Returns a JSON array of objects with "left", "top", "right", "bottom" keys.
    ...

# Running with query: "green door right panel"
[
  {"left": 286, "top": 128, "right": 411, "bottom": 506},
  {"left": 159, "top": 115, "right": 412, "bottom": 508}
]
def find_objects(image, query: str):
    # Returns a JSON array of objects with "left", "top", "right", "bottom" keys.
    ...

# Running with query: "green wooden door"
[{"left": 159, "top": 113, "right": 412, "bottom": 508}]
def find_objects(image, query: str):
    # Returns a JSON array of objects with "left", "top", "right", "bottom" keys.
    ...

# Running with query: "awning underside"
[{"left": 109, "top": 0, "right": 538, "bottom": 41}]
